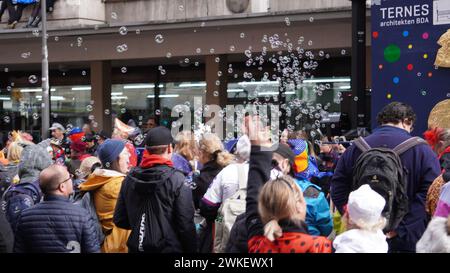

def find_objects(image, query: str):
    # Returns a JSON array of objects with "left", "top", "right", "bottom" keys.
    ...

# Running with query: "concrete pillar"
[
  {"left": 90, "top": 61, "right": 112, "bottom": 134},
  {"left": 205, "top": 55, "right": 228, "bottom": 109}
]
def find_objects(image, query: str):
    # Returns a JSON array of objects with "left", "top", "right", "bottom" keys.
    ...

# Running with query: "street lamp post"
[
  {"left": 351, "top": 0, "right": 367, "bottom": 131},
  {"left": 41, "top": 0, "right": 50, "bottom": 139}
]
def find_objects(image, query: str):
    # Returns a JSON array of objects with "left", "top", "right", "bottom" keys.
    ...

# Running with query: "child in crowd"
[{"left": 333, "top": 184, "right": 388, "bottom": 253}]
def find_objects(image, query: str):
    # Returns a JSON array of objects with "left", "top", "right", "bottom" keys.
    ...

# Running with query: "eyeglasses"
[{"left": 53, "top": 174, "right": 73, "bottom": 190}]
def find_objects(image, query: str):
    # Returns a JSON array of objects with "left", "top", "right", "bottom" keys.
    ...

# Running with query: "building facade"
[{"left": 0, "top": 0, "right": 371, "bottom": 142}]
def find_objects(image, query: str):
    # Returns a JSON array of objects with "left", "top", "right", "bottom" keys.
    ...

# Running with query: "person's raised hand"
[{"left": 244, "top": 115, "right": 272, "bottom": 148}]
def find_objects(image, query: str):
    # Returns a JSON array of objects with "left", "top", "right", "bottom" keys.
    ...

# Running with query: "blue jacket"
[
  {"left": 295, "top": 179, "right": 333, "bottom": 236},
  {"left": 13, "top": 195, "right": 100, "bottom": 253},
  {"left": 330, "top": 125, "right": 440, "bottom": 251}
]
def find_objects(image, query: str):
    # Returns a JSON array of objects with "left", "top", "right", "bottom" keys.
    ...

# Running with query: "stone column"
[{"left": 90, "top": 61, "right": 112, "bottom": 133}]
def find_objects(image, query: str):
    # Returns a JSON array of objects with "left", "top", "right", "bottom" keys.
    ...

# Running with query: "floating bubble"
[
  {"left": 155, "top": 109, "right": 161, "bottom": 115},
  {"left": 54, "top": 36, "right": 59, "bottom": 42},
  {"left": 32, "top": 29, "right": 39, "bottom": 37},
  {"left": 209, "top": 48, "right": 215, "bottom": 54},
  {"left": 309, "top": 17, "right": 314, "bottom": 23},
  {"left": 417, "top": 72, "right": 422, "bottom": 77},
  {"left": 184, "top": 58, "right": 190, "bottom": 63},
  {"left": 88, "top": 114, "right": 95, "bottom": 120},
  {"left": 119, "top": 26, "right": 128, "bottom": 35},
  {"left": 178, "top": 5, "right": 184, "bottom": 11},
  {"left": 229, "top": 45, "right": 236, "bottom": 52},
  {"left": 3, "top": 116, "right": 10, "bottom": 123},
  {"left": 213, "top": 91, "right": 219, "bottom": 96},
  {"left": 196, "top": 48, "right": 201, "bottom": 54},
  {"left": 21, "top": 52, "right": 31, "bottom": 59},
  {"left": 28, "top": 75, "right": 38, "bottom": 84},
  {"left": 160, "top": 69, "right": 166, "bottom": 75},
  {"left": 331, "top": 124, "right": 336, "bottom": 129},
  {"left": 215, "top": 57, "right": 220, "bottom": 63},
  {"left": 32, "top": 113, "right": 39, "bottom": 120},
  {"left": 82, "top": 70, "right": 87, "bottom": 76},
  {"left": 86, "top": 105, "right": 93, "bottom": 112},
  {"left": 200, "top": 22, "right": 206, "bottom": 27},
  {"left": 217, "top": 71, "right": 223, "bottom": 77},
  {"left": 111, "top": 12, "right": 118, "bottom": 20},
  {"left": 166, "top": 52, "right": 172, "bottom": 58},
  {"left": 120, "top": 108, "right": 126, "bottom": 114},
  {"left": 116, "top": 44, "right": 128, "bottom": 53},
  {"left": 421, "top": 90, "right": 427, "bottom": 96},
  {"left": 285, "top": 17, "right": 291, "bottom": 26},
  {"left": 341, "top": 49, "right": 346, "bottom": 55},
  {"left": 240, "top": 33, "right": 245, "bottom": 38},
  {"left": 155, "top": 34, "right": 164, "bottom": 44},
  {"left": 136, "top": 29, "right": 141, "bottom": 35},
  {"left": 446, "top": 93, "right": 450, "bottom": 98},
  {"left": 194, "top": 62, "right": 199, "bottom": 67},
  {"left": 215, "top": 80, "right": 220, "bottom": 86},
  {"left": 308, "top": 40, "right": 313, "bottom": 46},
  {"left": 244, "top": 50, "right": 252, "bottom": 58},
  {"left": 121, "top": 67, "right": 127, "bottom": 73},
  {"left": 353, "top": 96, "right": 359, "bottom": 101},
  {"left": 228, "top": 68, "right": 233, "bottom": 74}
]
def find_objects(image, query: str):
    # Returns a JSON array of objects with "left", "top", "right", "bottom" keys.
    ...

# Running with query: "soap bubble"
[
  {"left": 155, "top": 34, "right": 164, "bottom": 44},
  {"left": 119, "top": 26, "right": 128, "bottom": 35},
  {"left": 28, "top": 75, "right": 38, "bottom": 84}
]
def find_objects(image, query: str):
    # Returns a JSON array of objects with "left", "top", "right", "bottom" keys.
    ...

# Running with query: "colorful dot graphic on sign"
[
  {"left": 393, "top": 77, "right": 400, "bottom": 84},
  {"left": 387, "top": 93, "right": 392, "bottom": 99},
  {"left": 373, "top": 31, "right": 379, "bottom": 39},
  {"left": 384, "top": 44, "right": 401, "bottom": 63},
  {"left": 422, "top": 32, "right": 429, "bottom": 39},
  {"left": 379, "top": 64, "right": 383, "bottom": 70},
  {"left": 423, "top": 53, "right": 428, "bottom": 59},
  {"left": 402, "top": 30, "right": 409, "bottom": 37},
  {"left": 408, "top": 44, "right": 413, "bottom": 49},
  {"left": 428, "top": 72, "right": 433, "bottom": 77},
  {"left": 421, "top": 90, "right": 427, "bottom": 96},
  {"left": 407, "top": 64, "right": 414, "bottom": 71}
]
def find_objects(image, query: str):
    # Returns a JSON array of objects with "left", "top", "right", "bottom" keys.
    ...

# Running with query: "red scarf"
[{"left": 140, "top": 150, "right": 173, "bottom": 169}]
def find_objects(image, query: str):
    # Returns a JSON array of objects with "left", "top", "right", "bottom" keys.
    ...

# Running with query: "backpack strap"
[
  {"left": 236, "top": 163, "right": 247, "bottom": 191},
  {"left": 353, "top": 137, "right": 372, "bottom": 153},
  {"left": 393, "top": 137, "right": 427, "bottom": 156}
]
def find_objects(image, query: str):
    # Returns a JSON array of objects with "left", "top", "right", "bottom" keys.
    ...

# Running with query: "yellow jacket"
[{"left": 79, "top": 169, "right": 130, "bottom": 253}]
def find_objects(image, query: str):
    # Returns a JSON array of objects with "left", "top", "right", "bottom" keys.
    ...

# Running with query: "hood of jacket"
[
  {"left": 18, "top": 143, "right": 52, "bottom": 184},
  {"left": 127, "top": 165, "right": 176, "bottom": 195},
  {"left": 78, "top": 168, "right": 126, "bottom": 192}
]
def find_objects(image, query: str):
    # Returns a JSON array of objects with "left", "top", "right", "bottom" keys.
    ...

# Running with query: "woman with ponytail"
[
  {"left": 193, "top": 133, "right": 234, "bottom": 209},
  {"left": 194, "top": 133, "right": 234, "bottom": 253},
  {"left": 245, "top": 115, "right": 332, "bottom": 253}
]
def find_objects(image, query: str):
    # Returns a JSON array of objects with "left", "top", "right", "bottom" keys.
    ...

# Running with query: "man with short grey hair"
[{"left": 13, "top": 164, "right": 100, "bottom": 253}]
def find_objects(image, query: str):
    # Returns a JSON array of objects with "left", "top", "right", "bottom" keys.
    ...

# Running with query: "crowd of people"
[
  {"left": 0, "top": 101, "right": 449, "bottom": 253},
  {"left": 0, "top": 0, "right": 57, "bottom": 29}
]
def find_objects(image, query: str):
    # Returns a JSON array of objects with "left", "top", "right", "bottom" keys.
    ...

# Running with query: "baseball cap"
[
  {"left": 49, "top": 123, "right": 65, "bottom": 132},
  {"left": 144, "top": 126, "right": 173, "bottom": 147}
]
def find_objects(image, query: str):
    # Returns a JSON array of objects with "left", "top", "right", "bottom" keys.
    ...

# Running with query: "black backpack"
[
  {"left": 127, "top": 192, "right": 171, "bottom": 253},
  {"left": 127, "top": 169, "right": 178, "bottom": 253},
  {"left": 352, "top": 136, "right": 427, "bottom": 232}
]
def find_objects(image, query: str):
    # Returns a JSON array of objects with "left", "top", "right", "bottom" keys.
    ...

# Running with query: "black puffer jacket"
[
  {"left": 225, "top": 213, "right": 248, "bottom": 253},
  {"left": 114, "top": 165, "right": 197, "bottom": 253},
  {"left": 13, "top": 195, "right": 100, "bottom": 253},
  {"left": 193, "top": 161, "right": 223, "bottom": 209}
]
